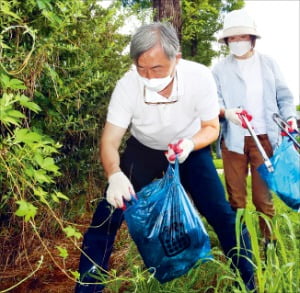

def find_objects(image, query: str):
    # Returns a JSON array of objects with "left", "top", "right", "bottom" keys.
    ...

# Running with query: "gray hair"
[{"left": 130, "top": 22, "right": 180, "bottom": 62}]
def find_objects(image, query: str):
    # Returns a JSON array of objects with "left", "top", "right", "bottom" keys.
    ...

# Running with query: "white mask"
[
  {"left": 229, "top": 41, "right": 252, "bottom": 57},
  {"left": 139, "top": 75, "right": 173, "bottom": 92}
]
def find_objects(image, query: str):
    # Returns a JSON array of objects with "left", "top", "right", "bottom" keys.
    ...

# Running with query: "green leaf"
[
  {"left": 51, "top": 191, "right": 69, "bottom": 203},
  {"left": 42, "top": 10, "right": 62, "bottom": 26},
  {"left": 33, "top": 169, "right": 53, "bottom": 183},
  {"left": 33, "top": 155, "right": 60, "bottom": 174},
  {"left": 0, "top": 115, "right": 21, "bottom": 126},
  {"left": 34, "top": 187, "right": 48, "bottom": 203},
  {"left": 0, "top": 74, "right": 10, "bottom": 86},
  {"left": 24, "top": 166, "right": 35, "bottom": 178},
  {"left": 34, "top": 153, "right": 44, "bottom": 167},
  {"left": 15, "top": 200, "right": 37, "bottom": 222},
  {"left": 70, "top": 270, "right": 80, "bottom": 280},
  {"left": 6, "top": 109, "right": 25, "bottom": 118},
  {"left": 63, "top": 226, "right": 82, "bottom": 240},
  {"left": 55, "top": 191, "right": 69, "bottom": 201},
  {"left": 41, "top": 157, "right": 59, "bottom": 173},
  {"left": 18, "top": 95, "right": 41, "bottom": 113},
  {"left": 0, "top": 94, "right": 24, "bottom": 125},
  {"left": 14, "top": 129, "right": 42, "bottom": 144},
  {"left": 56, "top": 246, "right": 68, "bottom": 259},
  {"left": 51, "top": 193, "right": 59, "bottom": 203},
  {"left": 0, "top": 43, "right": 11, "bottom": 49},
  {"left": 0, "top": 93, "right": 16, "bottom": 106},
  {"left": 8, "top": 78, "right": 27, "bottom": 90},
  {"left": 0, "top": 75, "right": 26, "bottom": 90},
  {"left": 37, "top": 0, "right": 50, "bottom": 10}
]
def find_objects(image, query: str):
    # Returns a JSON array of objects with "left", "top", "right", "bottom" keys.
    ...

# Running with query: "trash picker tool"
[
  {"left": 239, "top": 114, "right": 274, "bottom": 173},
  {"left": 272, "top": 113, "right": 300, "bottom": 149},
  {"left": 239, "top": 113, "right": 300, "bottom": 211}
]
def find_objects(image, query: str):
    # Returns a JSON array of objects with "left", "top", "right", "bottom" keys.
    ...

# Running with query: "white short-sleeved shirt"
[
  {"left": 237, "top": 53, "right": 266, "bottom": 135},
  {"left": 107, "top": 59, "right": 220, "bottom": 150}
]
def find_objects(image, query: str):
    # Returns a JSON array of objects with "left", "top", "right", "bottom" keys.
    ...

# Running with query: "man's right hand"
[{"left": 106, "top": 171, "right": 135, "bottom": 209}]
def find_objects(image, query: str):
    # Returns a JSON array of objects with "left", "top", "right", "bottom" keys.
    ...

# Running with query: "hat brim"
[{"left": 218, "top": 27, "right": 261, "bottom": 43}]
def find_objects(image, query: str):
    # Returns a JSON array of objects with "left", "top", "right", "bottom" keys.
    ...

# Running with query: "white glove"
[
  {"left": 106, "top": 171, "right": 135, "bottom": 208},
  {"left": 165, "top": 138, "right": 194, "bottom": 164},
  {"left": 224, "top": 108, "right": 243, "bottom": 126},
  {"left": 287, "top": 117, "right": 298, "bottom": 131}
]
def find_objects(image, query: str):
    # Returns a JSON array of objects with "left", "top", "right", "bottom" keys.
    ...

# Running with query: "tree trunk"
[{"left": 152, "top": 0, "right": 182, "bottom": 41}]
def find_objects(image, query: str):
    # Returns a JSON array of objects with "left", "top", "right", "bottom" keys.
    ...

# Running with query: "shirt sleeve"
[
  {"left": 106, "top": 79, "right": 133, "bottom": 129},
  {"left": 196, "top": 67, "right": 220, "bottom": 121}
]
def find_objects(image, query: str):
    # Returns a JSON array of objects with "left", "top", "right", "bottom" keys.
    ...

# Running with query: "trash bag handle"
[
  {"left": 272, "top": 113, "right": 300, "bottom": 149},
  {"left": 240, "top": 114, "right": 274, "bottom": 172},
  {"left": 173, "top": 157, "right": 180, "bottom": 179}
]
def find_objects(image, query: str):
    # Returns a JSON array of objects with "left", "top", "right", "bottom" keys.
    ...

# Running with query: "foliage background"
[
  {"left": 10, "top": 1, "right": 300, "bottom": 293},
  {"left": 1, "top": 0, "right": 131, "bottom": 216},
  {"left": 0, "top": 0, "right": 244, "bottom": 222},
  {"left": 1, "top": 1, "right": 133, "bottom": 289}
]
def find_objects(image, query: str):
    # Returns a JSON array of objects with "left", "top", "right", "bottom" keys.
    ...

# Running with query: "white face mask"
[
  {"left": 139, "top": 75, "right": 173, "bottom": 92},
  {"left": 229, "top": 41, "right": 252, "bottom": 57}
]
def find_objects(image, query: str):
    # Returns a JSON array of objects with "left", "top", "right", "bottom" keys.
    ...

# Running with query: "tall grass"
[
  {"left": 90, "top": 175, "right": 300, "bottom": 293},
  {"left": 240, "top": 208, "right": 300, "bottom": 293}
]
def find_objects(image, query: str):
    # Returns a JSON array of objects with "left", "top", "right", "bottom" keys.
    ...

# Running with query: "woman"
[{"left": 212, "top": 9, "right": 297, "bottom": 250}]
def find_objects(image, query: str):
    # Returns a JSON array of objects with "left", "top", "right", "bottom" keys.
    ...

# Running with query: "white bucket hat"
[{"left": 218, "top": 9, "right": 261, "bottom": 43}]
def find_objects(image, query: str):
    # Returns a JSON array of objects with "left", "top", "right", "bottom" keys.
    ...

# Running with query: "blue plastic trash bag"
[
  {"left": 258, "top": 136, "right": 300, "bottom": 211},
  {"left": 124, "top": 160, "right": 212, "bottom": 283}
]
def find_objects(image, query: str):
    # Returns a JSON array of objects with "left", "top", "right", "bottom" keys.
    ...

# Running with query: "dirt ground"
[
  {"left": 0, "top": 222, "right": 84, "bottom": 293},
  {"left": 0, "top": 212, "right": 130, "bottom": 293}
]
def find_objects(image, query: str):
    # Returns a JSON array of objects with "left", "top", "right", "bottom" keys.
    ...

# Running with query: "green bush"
[{"left": 1, "top": 0, "right": 132, "bottom": 213}]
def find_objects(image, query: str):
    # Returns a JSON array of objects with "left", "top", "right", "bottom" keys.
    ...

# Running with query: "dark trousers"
[{"left": 75, "top": 136, "right": 255, "bottom": 292}]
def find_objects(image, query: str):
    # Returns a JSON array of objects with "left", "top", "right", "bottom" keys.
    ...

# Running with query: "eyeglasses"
[{"left": 143, "top": 73, "right": 178, "bottom": 105}]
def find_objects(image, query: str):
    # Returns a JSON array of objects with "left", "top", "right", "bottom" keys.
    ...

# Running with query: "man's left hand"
[{"left": 165, "top": 138, "right": 194, "bottom": 164}]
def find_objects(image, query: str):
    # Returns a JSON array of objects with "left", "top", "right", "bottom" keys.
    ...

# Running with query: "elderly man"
[{"left": 75, "top": 22, "right": 255, "bottom": 292}]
